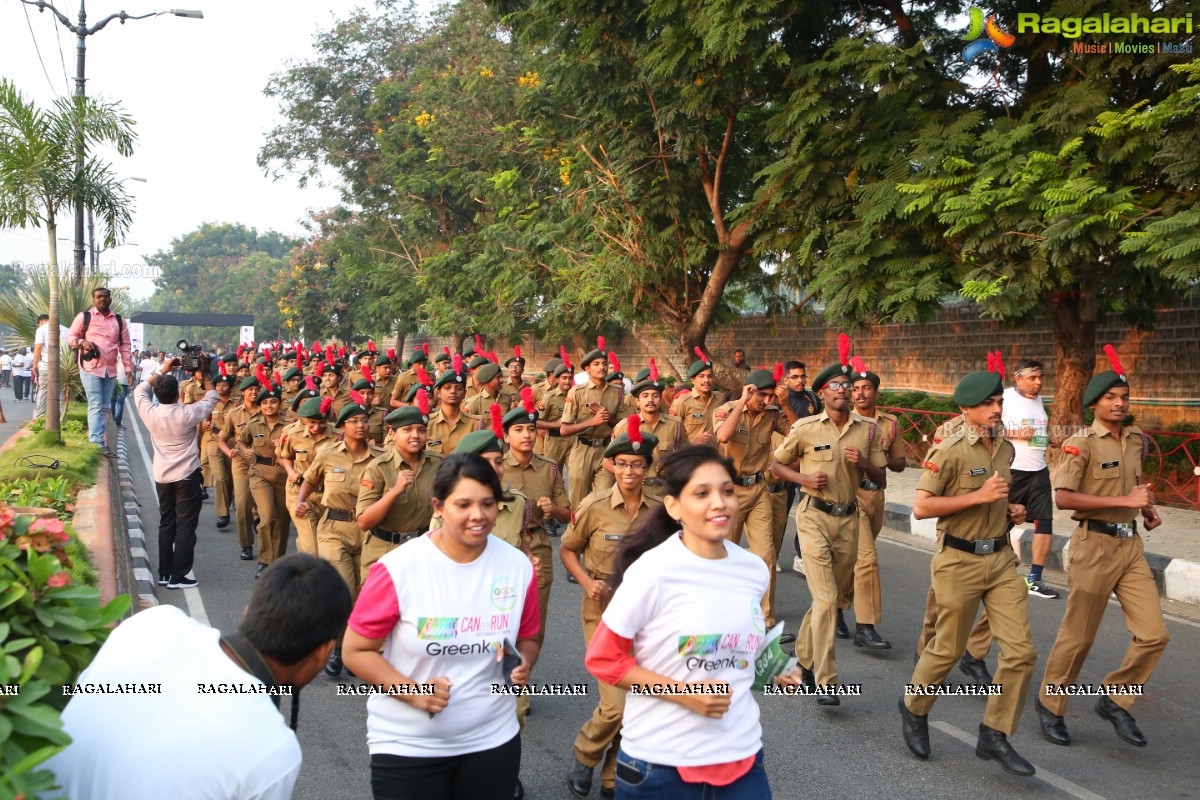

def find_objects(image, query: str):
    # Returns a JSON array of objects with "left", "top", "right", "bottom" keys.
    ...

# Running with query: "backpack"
[{"left": 77, "top": 310, "right": 124, "bottom": 367}]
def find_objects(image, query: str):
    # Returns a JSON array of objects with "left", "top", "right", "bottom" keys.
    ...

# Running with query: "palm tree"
[{"left": 0, "top": 79, "right": 136, "bottom": 438}]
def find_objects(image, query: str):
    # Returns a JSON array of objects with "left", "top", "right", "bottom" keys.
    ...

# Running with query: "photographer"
[
  {"left": 135, "top": 352, "right": 218, "bottom": 589},
  {"left": 67, "top": 287, "right": 133, "bottom": 452}
]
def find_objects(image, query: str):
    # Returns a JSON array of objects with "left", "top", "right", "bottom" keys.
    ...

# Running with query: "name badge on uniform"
[
  {"left": 689, "top": 413, "right": 704, "bottom": 418},
  {"left": 968, "top": 468, "right": 986, "bottom": 476},
  {"left": 738, "top": 429, "right": 748, "bottom": 436},
  {"left": 813, "top": 444, "right": 832, "bottom": 452},
  {"left": 428, "top": 440, "right": 442, "bottom": 447},
  {"left": 1100, "top": 460, "right": 1119, "bottom": 469},
  {"left": 603, "top": 534, "right": 624, "bottom": 541},
  {"left": 330, "top": 468, "right": 346, "bottom": 473},
  {"left": 295, "top": 449, "right": 307, "bottom": 455}
]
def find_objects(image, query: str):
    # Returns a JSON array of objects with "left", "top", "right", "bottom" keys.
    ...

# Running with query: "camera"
[{"left": 177, "top": 340, "right": 205, "bottom": 373}]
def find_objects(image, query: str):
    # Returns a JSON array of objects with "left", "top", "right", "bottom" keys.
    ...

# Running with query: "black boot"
[
  {"left": 216, "top": 516, "right": 230, "bottom": 529},
  {"left": 240, "top": 546, "right": 254, "bottom": 561},
  {"left": 853, "top": 624, "right": 891, "bottom": 650},
  {"left": 975, "top": 724, "right": 1035, "bottom": 776},
  {"left": 1095, "top": 696, "right": 1147, "bottom": 746},
  {"left": 1036, "top": 699, "right": 1071, "bottom": 746},
  {"left": 835, "top": 609, "right": 849, "bottom": 640},
  {"left": 324, "top": 648, "right": 343, "bottom": 678},
  {"left": 958, "top": 653, "right": 992, "bottom": 687},
  {"left": 566, "top": 757, "right": 593, "bottom": 797},
  {"left": 899, "top": 698, "right": 930, "bottom": 759}
]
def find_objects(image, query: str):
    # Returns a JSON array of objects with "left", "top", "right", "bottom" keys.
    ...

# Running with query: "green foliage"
[
  {"left": 0, "top": 407, "right": 100, "bottom": 496},
  {"left": 0, "top": 476, "right": 72, "bottom": 517}
]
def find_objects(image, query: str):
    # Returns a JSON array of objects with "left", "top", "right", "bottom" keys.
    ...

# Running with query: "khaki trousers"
[
  {"left": 231, "top": 457, "right": 256, "bottom": 549},
  {"left": 286, "top": 481, "right": 318, "bottom": 555},
  {"left": 574, "top": 593, "right": 625, "bottom": 790},
  {"left": 529, "top": 529, "right": 554, "bottom": 648},
  {"left": 906, "top": 543, "right": 1036, "bottom": 735},
  {"left": 729, "top": 482, "right": 779, "bottom": 626},
  {"left": 1040, "top": 527, "right": 1168, "bottom": 715},
  {"left": 794, "top": 500, "right": 858, "bottom": 686},
  {"left": 918, "top": 585, "right": 993, "bottom": 660},
  {"left": 318, "top": 517, "right": 363, "bottom": 599},
  {"left": 839, "top": 487, "right": 884, "bottom": 624},
  {"left": 249, "top": 466, "right": 289, "bottom": 564},
  {"left": 206, "top": 442, "right": 232, "bottom": 518},
  {"left": 567, "top": 443, "right": 607, "bottom": 507}
]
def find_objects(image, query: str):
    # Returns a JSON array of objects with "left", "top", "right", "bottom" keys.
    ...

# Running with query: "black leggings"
[{"left": 370, "top": 733, "right": 520, "bottom": 800}]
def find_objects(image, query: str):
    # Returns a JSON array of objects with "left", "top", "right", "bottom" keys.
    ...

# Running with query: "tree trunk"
[
  {"left": 46, "top": 223, "right": 62, "bottom": 440},
  {"left": 450, "top": 333, "right": 464, "bottom": 354},
  {"left": 394, "top": 330, "right": 406, "bottom": 360},
  {"left": 1047, "top": 283, "right": 1099, "bottom": 440},
  {"left": 675, "top": 245, "right": 747, "bottom": 392},
  {"left": 630, "top": 323, "right": 684, "bottom": 380}
]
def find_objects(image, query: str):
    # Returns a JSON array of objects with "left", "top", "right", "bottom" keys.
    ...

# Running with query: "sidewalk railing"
[{"left": 880, "top": 406, "right": 1200, "bottom": 511}]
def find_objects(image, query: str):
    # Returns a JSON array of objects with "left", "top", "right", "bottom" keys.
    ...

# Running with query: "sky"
[{"left": 0, "top": 0, "right": 432, "bottom": 299}]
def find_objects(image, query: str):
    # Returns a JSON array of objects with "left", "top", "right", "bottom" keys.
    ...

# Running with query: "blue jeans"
[
  {"left": 111, "top": 381, "right": 129, "bottom": 427},
  {"left": 80, "top": 372, "right": 116, "bottom": 445},
  {"left": 615, "top": 749, "right": 769, "bottom": 800}
]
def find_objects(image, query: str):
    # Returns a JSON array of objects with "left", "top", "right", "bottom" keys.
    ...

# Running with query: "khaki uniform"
[
  {"left": 303, "top": 442, "right": 382, "bottom": 597},
  {"left": 391, "top": 369, "right": 418, "bottom": 405},
  {"left": 839, "top": 410, "right": 905, "bottom": 625},
  {"left": 593, "top": 413, "right": 688, "bottom": 493},
  {"left": 504, "top": 451, "right": 568, "bottom": 646},
  {"left": 670, "top": 391, "right": 722, "bottom": 443},
  {"left": 204, "top": 397, "right": 236, "bottom": 518},
  {"left": 425, "top": 409, "right": 483, "bottom": 457},
  {"left": 464, "top": 387, "right": 507, "bottom": 417},
  {"left": 356, "top": 449, "right": 443, "bottom": 582},
  {"left": 717, "top": 401, "right": 792, "bottom": 626},
  {"left": 365, "top": 405, "right": 387, "bottom": 448},
  {"left": 276, "top": 421, "right": 334, "bottom": 555},
  {"left": 531, "top": 379, "right": 555, "bottom": 455},
  {"left": 219, "top": 405, "right": 260, "bottom": 550},
  {"left": 539, "top": 387, "right": 575, "bottom": 468},
  {"left": 375, "top": 374, "right": 399, "bottom": 407},
  {"left": 562, "top": 488, "right": 662, "bottom": 791},
  {"left": 239, "top": 416, "right": 290, "bottom": 565},
  {"left": 1039, "top": 422, "right": 1168, "bottom": 716},
  {"left": 905, "top": 427, "right": 1036, "bottom": 736},
  {"left": 281, "top": 388, "right": 299, "bottom": 410},
  {"left": 772, "top": 411, "right": 885, "bottom": 684},
  {"left": 320, "top": 386, "right": 352, "bottom": 418},
  {"left": 561, "top": 381, "right": 622, "bottom": 506},
  {"left": 498, "top": 378, "right": 524, "bottom": 410}
]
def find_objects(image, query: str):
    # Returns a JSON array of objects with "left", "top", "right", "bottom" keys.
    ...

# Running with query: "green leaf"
[{"left": 10, "top": 743, "right": 67, "bottom": 774}]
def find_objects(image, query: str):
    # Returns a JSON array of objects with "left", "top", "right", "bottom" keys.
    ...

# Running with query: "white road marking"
[
  {"left": 130, "top": 410, "right": 210, "bottom": 626},
  {"left": 930, "top": 720, "right": 1106, "bottom": 800}
]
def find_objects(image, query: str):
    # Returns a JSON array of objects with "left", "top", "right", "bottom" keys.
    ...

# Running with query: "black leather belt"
[
  {"left": 325, "top": 508, "right": 356, "bottom": 522},
  {"left": 255, "top": 455, "right": 277, "bottom": 466},
  {"left": 579, "top": 436, "right": 610, "bottom": 447},
  {"left": 767, "top": 483, "right": 784, "bottom": 493},
  {"left": 545, "top": 428, "right": 561, "bottom": 437},
  {"left": 942, "top": 531, "right": 1007, "bottom": 555},
  {"left": 860, "top": 479, "right": 880, "bottom": 491},
  {"left": 1086, "top": 519, "right": 1138, "bottom": 538},
  {"left": 808, "top": 497, "right": 857, "bottom": 516},
  {"left": 371, "top": 527, "right": 422, "bottom": 545},
  {"left": 733, "top": 472, "right": 765, "bottom": 487}
]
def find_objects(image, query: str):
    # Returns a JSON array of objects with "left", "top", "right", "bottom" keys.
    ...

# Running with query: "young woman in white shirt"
[
  {"left": 343, "top": 453, "right": 541, "bottom": 800},
  {"left": 585, "top": 445, "right": 801, "bottom": 799}
]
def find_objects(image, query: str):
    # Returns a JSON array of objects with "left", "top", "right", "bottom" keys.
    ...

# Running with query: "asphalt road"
[{"left": 126, "top": 409, "right": 1200, "bottom": 800}]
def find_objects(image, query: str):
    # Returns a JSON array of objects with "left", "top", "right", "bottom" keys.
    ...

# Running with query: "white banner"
[
  {"left": 128, "top": 322, "right": 144, "bottom": 353},
  {"left": 239, "top": 326, "right": 255, "bottom": 346}
]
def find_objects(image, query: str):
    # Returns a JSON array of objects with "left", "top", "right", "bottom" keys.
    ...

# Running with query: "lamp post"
[{"left": 20, "top": 1, "right": 201, "bottom": 285}]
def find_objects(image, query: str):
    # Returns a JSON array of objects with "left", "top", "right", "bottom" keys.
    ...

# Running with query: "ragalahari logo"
[{"left": 961, "top": 7, "right": 1016, "bottom": 62}]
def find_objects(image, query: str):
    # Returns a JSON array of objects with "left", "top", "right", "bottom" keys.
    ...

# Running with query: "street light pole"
[{"left": 20, "top": 1, "right": 202, "bottom": 285}]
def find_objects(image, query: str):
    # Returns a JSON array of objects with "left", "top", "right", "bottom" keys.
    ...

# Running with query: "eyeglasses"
[
  {"left": 613, "top": 461, "right": 647, "bottom": 472},
  {"left": 825, "top": 381, "right": 853, "bottom": 391}
]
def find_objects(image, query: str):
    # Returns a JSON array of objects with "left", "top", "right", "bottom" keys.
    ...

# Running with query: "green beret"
[
  {"left": 630, "top": 379, "right": 663, "bottom": 397},
  {"left": 505, "top": 355, "right": 526, "bottom": 367},
  {"left": 462, "top": 340, "right": 477, "bottom": 358},
  {"left": 255, "top": 356, "right": 271, "bottom": 366},
  {"left": 606, "top": 372, "right": 624, "bottom": 384},
  {"left": 454, "top": 429, "right": 503, "bottom": 455},
  {"left": 434, "top": 367, "right": 466, "bottom": 389},
  {"left": 953, "top": 371, "right": 1004, "bottom": 407},
  {"left": 603, "top": 429, "right": 660, "bottom": 464},
  {"left": 502, "top": 404, "right": 539, "bottom": 429},
  {"left": 467, "top": 355, "right": 491, "bottom": 370},
  {"left": 214, "top": 373, "right": 237, "bottom": 386},
  {"left": 434, "top": 351, "right": 452, "bottom": 365},
  {"left": 385, "top": 405, "right": 428, "bottom": 428},
  {"left": 336, "top": 402, "right": 370, "bottom": 427},
  {"left": 687, "top": 359, "right": 713, "bottom": 379},
  {"left": 553, "top": 363, "right": 574, "bottom": 378},
  {"left": 281, "top": 367, "right": 302, "bottom": 382},
  {"left": 404, "top": 383, "right": 432, "bottom": 402},
  {"left": 745, "top": 369, "right": 778, "bottom": 391},
  {"left": 633, "top": 368, "right": 651, "bottom": 383},
  {"left": 297, "top": 397, "right": 327, "bottom": 420},
  {"left": 256, "top": 385, "right": 283, "bottom": 404},
  {"left": 353, "top": 377, "right": 376, "bottom": 391},
  {"left": 237, "top": 376, "right": 261, "bottom": 393},
  {"left": 1083, "top": 371, "right": 1128, "bottom": 407},
  {"left": 812, "top": 363, "right": 852, "bottom": 392},
  {"left": 543, "top": 357, "right": 562, "bottom": 373},
  {"left": 580, "top": 349, "right": 606, "bottom": 367},
  {"left": 322, "top": 362, "right": 343, "bottom": 376},
  {"left": 291, "top": 388, "right": 319, "bottom": 412},
  {"left": 476, "top": 363, "right": 502, "bottom": 383},
  {"left": 851, "top": 370, "right": 880, "bottom": 390},
  {"left": 374, "top": 354, "right": 394, "bottom": 367},
  {"left": 405, "top": 347, "right": 427, "bottom": 366},
  {"left": 221, "top": 353, "right": 238, "bottom": 364}
]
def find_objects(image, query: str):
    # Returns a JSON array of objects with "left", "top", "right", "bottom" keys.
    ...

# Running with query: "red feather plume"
[
  {"left": 987, "top": 352, "right": 997, "bottom": 373},
  {"left": 350, "top": 390, "right": 365, "bottom": 406},
  {"left": 304, "top": 376, "right": 316, "bottom": 392},
  {"left": 415, "top": 365, "right": 431, "bottom": 386},
  {"left": 273, "top": 371, "right": 282, "bottom": 386},
  {"left": 255, "top": 363, "right": 267, "bottom": 384},
  {"left": 219, "top": 361, "right": 227, "bottom": 377},
  {"left": 489, "top": 404, "right": 504, "bottom": 440},
  {"left": 693, "top": 346, "right": 709, "bottom": 364},
  {"left": 311, "top": 340, "right": 321, "bottom": 353},
  {"left": 475, "top": 334, "right": 484, "bottom": 352},
  {"left": 325, "top": 349, "right": 336, "bottom": 366},
  {"left": 649, "top": 357, "right": 659, "bottom": 383},
  {"left": 1102, "top": 344, "right": 1125, "bottom": 377},
  {"left": 773, "top": 362, "right": 784, "bottom": 383},
  {"left": 609, "top": 353, "right": 621, "bottom": 372},
  {"left": 994, "top": 351, "right": 1006, "bottom": 381},
  {"left": 597, "top": 336, "right": 606, "bottom": 352},
  {"left": 452, "top": 354, "right": 463, "bottom": 375},
  {"left": 319, "top": 397, "right": 332, "bottom": 416},
  {"left": 850, "top": 356, "right": 866, "bottom": 377},
  {"left": 416, "top": 389, "right": 430, "bottom": 417},
  {"left": 339, "top": 345, "right": 347, "bottom": 358},
  {"left": 361, "top": 365, "right": 373, "bottom": 383},
  {"left": 521, "top": 385, "right": 535, "bottom": 414},
  {"left": 560, "top": 346, "right": 572, "bottom": 370},
  {"left": 315, "top": 362, "right": 325, "bottom": 378},
  {"left": 386, "top": 348, "right": 396, "bottom": 360},
  {"left": 443, "top": 345, "right": 451, "bottom": 357},
  {"left": 422, "top": 343, "right": 429, "bottom": 356},
  {"left": 367, "top": 340, "right": 377, "bottom": 353},
  {"left": 236, "top": 344, "right": 244, "bottom": 358},
  {"left": 627, "top": 414, "right": 642, "bottom": 448},
  {"left": 514, "top": 345, "right": 522, "bottom": 360},
  {"left": 837, "top": 333, "right": 851, "bottom": 366}
]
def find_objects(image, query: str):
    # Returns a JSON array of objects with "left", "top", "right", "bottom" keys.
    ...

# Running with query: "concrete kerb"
[{"left": 117, "top": 427, "right": 158, "bottom": 608}]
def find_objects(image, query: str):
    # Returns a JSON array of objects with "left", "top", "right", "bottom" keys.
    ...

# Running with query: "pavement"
[
  {"left": 881, "top": 467, "right": 1200, "bottom": 606},
  {"left": 0, "top": 382, "right": 34, "bottom": 444},
  {"left": 115, "top": 405, "right": 1200, "bottom": 800}
]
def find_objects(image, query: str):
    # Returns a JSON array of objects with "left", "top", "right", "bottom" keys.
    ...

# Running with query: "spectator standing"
[
  {"left": 0, "top": 350, "right": 11, "bottom": 388},
  {"left": 67, "top": 287, "right": 132, "bottom": 452},
  {"left": 138, "top": 350, "right": 158, "bottom": 383},
  {"left": 731, "top": 348, "right": 751, "bottom": 372},
  {"left": 11, "top": 348, "right": 32, "bottom": 401}
]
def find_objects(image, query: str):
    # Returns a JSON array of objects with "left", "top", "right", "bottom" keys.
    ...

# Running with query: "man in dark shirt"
[
  {"left": 776, "top": 360, "right": 822, "bottom": 575},
  {"left": 732, "top": 348, "right": 751, "bottom": 372}
]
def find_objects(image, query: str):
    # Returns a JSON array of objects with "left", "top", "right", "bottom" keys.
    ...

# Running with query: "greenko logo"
[
  {"left": 1017, "top": 12, "right": 1193, "bottom": 38},
  {"left": 960, "top": 7, "right": 1015, "bottom": 63}
]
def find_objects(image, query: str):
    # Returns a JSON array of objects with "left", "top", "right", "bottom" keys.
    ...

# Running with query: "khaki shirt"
[
  {"left": 498, "top": 379, "right": 524, "bottom": 409},
  {"left": 670, "top": 392, "right": 723, "bottom": 441},
  {"left": 219, "top": 405, "right": 260, "bottom": 455},
  {"left": 610, "top": 414, "right": 688, "bottom": 479},
  {"left": 303, "top": 441, "right": 382, "bottom": 516},
  {"left": 717, "top": 402, "right": 792, "bottom": 476},
  {"left": 855, "top": 409, "right": 906, "bottom": 484},
  {"left": 561, "top": 488, "right": 662, "bottom": 579},
  {"left": 773, "top": 411, "right": 886, "bottom": 505},
  {"left": 465, "top": 388, "right": 507, "bottom": 417},
  {"left": 281, "top": 388, "right": 299, "bottom": 409},
  {"left": 366, "top": 405, "right": 387, "bottom": 448},
  {"left": 321, "top": 386, "right": 352, "bottom": 417},
  {"left": 503, "top": 452, "right": 568, "bottom": 536},
  {"left": 1055, "top": 421, "right": 1146, "bottom": 525},
  {"left": 203, "top": 397, "right": 236, "bottom": 448},
  {"left": 391, "top": 369, "right": 418, "bottom": 404},
  {"left": 561, "top": 380, "right": 622, "bottom": 441},
  {"left": 374, "top": 373, "right": 399, "bottom": 406},
  {"left": 179, "top": 378, "right": 204, "bottom": 405},
  {"left": 238, "top": 415, "right": 288, "bottom": 484},
  {"left": 916, "top": 425, "right": 1014, "bottom": 540},
  {"left": 357, "top": 449, "right": 443, "bottom": 534},
  {"left": 277, "top": 422, "right": 335, "bottom": 503},
  {"left": 425, "top": 409, "right": 483, "bottom": 456},
  {"left": 539, "top": 387, "right": 575, "bottom": 461},
  {"left": 531, "top": 380, "right": 554, "bottom": 407}
]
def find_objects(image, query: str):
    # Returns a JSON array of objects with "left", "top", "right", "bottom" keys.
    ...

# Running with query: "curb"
[
  {"left": 117, "top": 427, "right": 158, "bottom": 609},
  {"left": 882, "top": 501, "right": 1200, "bottom": 606}
]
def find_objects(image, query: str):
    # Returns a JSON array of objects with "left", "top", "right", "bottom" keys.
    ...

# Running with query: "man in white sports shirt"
[{"left": 1002, "top": 358, "right": 1059, "bottom": 599}]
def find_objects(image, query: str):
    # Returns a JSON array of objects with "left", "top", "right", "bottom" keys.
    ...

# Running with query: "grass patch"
[{"left": 0, "top": 406, "right": 101, "bottom": 492}]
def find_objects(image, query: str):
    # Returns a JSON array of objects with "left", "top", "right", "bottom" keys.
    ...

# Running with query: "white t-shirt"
[
  {"left": 34, "top": 324, "right": 73, "bottom": 366},
  {"left": 139, "top": 357, "right": 158, "bottom": 383},
  {"left": 0, "top": 354, "right": 10, "bottom": 370},
  {"left": 45, "top": 606, "right": 301, "bottom": 800},
  {"left": 348, "top": 534, "right": 539, "bottom": 757},
  {"left": 602, "top": 533, "right": 769, "bottom": 767},
  {"left": 11, "top": 354, "right": 31, "bottom": 377},
  {"left": 1002, "top": 386, "right": 1049, "bottom": 472}
]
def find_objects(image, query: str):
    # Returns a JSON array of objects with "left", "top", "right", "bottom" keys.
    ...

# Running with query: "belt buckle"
[
  {"left": 862, "top": 480, "right": 879, "bottom": 491},
  {"left": 830, "top": 502, "right": 847, "bottom": 515},
  {"left": 1115, "top": 523, "right": 1134, "bottom": 538},
  {"left": 973, "top": 540, "right": 995, "bottom": 555}
]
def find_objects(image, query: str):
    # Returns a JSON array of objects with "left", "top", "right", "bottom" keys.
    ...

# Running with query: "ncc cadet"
[
  {"left": 464, "top": 360, "right": 509, "bottom": 416},
  {"left": 561, "top": 420, "right": 662, "bottom": 800},
  {"left": 596, "top": 359, "right": 687, "bottom": 493},
  {"left": 769, "top": 348, "right": 887, "bottom": 704},
  {"left": 503, "top": 387, "right": 571, "bottom": 644},
  {"left": 276, "top": 393, "right": 333, "bottom": 556},
  {"left": 532, "top": 356, "right": 562, "bottom": 456},
  {"left": 668, "top": 347, "right": 722, "bottom": 447},
  {"left": 1036, "top": 346, "right": 1167, "bottom": 749},
  {"left": 390, "top": 345, "right": 427, "bottom": 408},
  {"left": 218, "top": 375, "right": 262, "bottom": 562},
  {"left": 400, "top": 368, "right": 435, "bottom": 410},
  {"left": 900, "top": 369, "right": 1037, "bottom": 776},
  {"left": 373, "top": 349, "right": 399, "bottom": 408},
  {"left": 238, "top": 377, "right": 291, "bottom": 579},
  {"left": 539, "top": 359, "right": 577, "bottom": 475},
  {"left": 204, "top": 363, "right": 238, "bottom": 530},
  {"left": 560, "top": 338, "right": 624, "bottom": 506},
  {"left": 280, "top": 366, "right": 303, "bottom": 409},
  {"left": 715, "top": 365, "right": 793, "bottom": 629},
  {"left": 432, "top": 348, "right": 452, "bottom": 378},
  {"left": 351, "top": 367, "right": 388, "bottom": 446},
  {"left": 296, "top": 398, "right": 384, "bottom": 677},
  {"left": 318, "top": 360, "right": 351, "bottom": 417},
  {"left": 838, "top": 360, "right": 907, "bottom": 650},
  {"left": 356, "top": 390, "right": 443, "bottom": 581},
  {"left": 425, "top": 355, "right": 483, "bottom": 456},
  {"left": 501, "top": 346, "right": 528, "bottom": 405},
  {"left": 465, "top": 353, "right": 491, "bottom": 401}
]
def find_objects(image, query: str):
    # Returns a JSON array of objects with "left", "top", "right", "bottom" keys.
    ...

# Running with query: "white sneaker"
[
  {"left": 775, "top": 563, "right": 782, "bottom": 573},
  {"left": 792, "top": 555, "right": 805, "bottom": 575}
]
